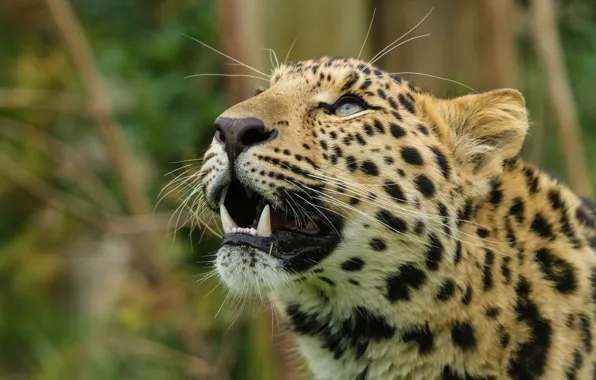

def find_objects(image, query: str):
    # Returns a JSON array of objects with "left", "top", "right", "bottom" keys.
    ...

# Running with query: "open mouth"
[{"left": 217, "top": 180, "right": 342, "bottom": 272}]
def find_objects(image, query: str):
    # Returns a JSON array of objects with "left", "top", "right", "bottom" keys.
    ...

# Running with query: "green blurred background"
[{"left": 0, "top": 0, "right": 595, "bottom": 379}]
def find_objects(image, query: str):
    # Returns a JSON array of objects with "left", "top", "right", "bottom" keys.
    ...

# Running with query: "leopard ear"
[{"left": 419, "top": 89, "right": 528, "bottom": 181}]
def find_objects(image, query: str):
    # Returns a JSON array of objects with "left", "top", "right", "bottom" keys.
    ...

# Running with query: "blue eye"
[{"left": 332, "top": 96, "right": 366, "bottom": 117}]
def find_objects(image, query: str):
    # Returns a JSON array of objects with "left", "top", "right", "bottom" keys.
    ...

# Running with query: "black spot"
[
  {"left": 342, "top": 257, "right": 365, "bottom": 272},
  {"left": 548, "top": 189, "right": 563, "bottom": 210},
  {"left": 565, "top": 350, "right": 583, "bottom": 380},
  {"left": 461, "top": 285, "right": 472, "bottom": 305},
  {"left": 489, "top": 181, "right": 503, "bottom": 206},
  {"left": 369, "top": 237, "right": 387, "bottom": 251},
  {"left": 485, "top": 306, "right": 500, "bottom": 318},
  {"left": 333, "top": 145, "right": 342, "bottom": 157},
  {"left": 531, "top": 213, "right": 554, "bottom": 239},
  {"left": 363, "top": 123, "right": 374, "bottom": 136},
  {"left": 509, "top": 198, "right": 525, "bottom": 223},
  {"left": 320, "top": 140, "right": 328, "bottom": 150},
  {"left": 383, "top": 180, "right": 406, "bottom": 203},
  {"left": 397, "top": 168, "right": 406, "bottom": 177},
  {"left": 430, "top": 147, "right": 450, "bottom": 179},
  {"left": 414, "top": 175, "right": 436, "bottom": 198},
  {"left": 361, "top": 160, "right": 379, "bottom": 176},
  {"left": 401, "top": 146, "right": 424, "bottom": 165},
  {"left": 580, "top": 314, "right": 593, "bottom": 353},
  {"left": 499, "top": 325, "right": 511, "bottom": 348},
  {"left": 523, "top": 166, "right": 539, "bottom": 194},
  {"left": 357, "top": 64, "right": 371, "bottom": 75},
  {"left": 355, "top": 133, "right": 366, "bottom": 145},
  {"left": 376, "top": 210, "right": 407, "bottom": 233},
  {"left": 482, "top": 249, "right": 495, "bottom": 291},
  {"left": 319, "top": 276, "right": 335, "bottom": 286},
  {"left": 349, "top": 197, "right": 360, "bottom": 205},
  {"left": 384, "top": 156, "right": 394, "bottom": 165},
  {"left": 477, "top": 228, "right": 490, "bottom": 238},
  {"left": 373, "top": 119, "right": 385, "bottom": 133},
  {"left": 398, "top": 93, "right": 415, "bottom": 114},
  {"left": 534, "top": 247, "right": 577, "bottom": 294},
  {"left": 402, "top": 323, "right": 435, "bottom": 354},
  {"left": 577, "top": 205, "right": 596, "bottom": 228},
  {"left": 457, "top": 200, "right": 474, "bottom": 226},
  {"left": 377, "top": 89, "right": 387, "bottom": 100},
  {"left": 341, "top": 72, "right": 360, "bottom": 92},
  {"left": 285, "top": 304, "right": 395, "bottom": 361},
  {"left": 451, "top": 321, "right": 476, "bottom": 350},
  {"left": 437, "top": 279, "right": 455, "bottom": 300},
  {"left": 454, "top": 241, "right": 462, "bottom": 264},
  {"left": 388, "top": 97, "right": 398, "bottom": 110},
  {"left": 389, "top": 123, "right": 405, "bottom": 138},
  {"left": 442, "top": 366, "right": 495, "bottom": 380},
  {"left": 425, "top": 234, "right": 444, "bottom": 271},
  {"left": 385, "top": 264, "right": 427, "bottom": 302},
  {"left": 414, "top": 221, "right": 425, "bottom": 235},
  {"left": 501, "top": 256, "right": 512, "bottom": 284},
  {"left": 438, "top": 203, "right": 451, "bottom": 237},
  {"left": 349, "top": 306, "right": 395, "bottom": 340},
  {"left": 346, "top": 155, "right": 358, "bottom": 172},
  {"left": 507, "top": 277, "right": 552, "bottom": 379},
  {"left": 349, "top": 279, "right": 360, "bottom": 286},
  {"left": 505, "top": 218, "right": 518, "bottom": 248},
  {"left": 356, "top": 366, "right": 369, "bottom": 380}
]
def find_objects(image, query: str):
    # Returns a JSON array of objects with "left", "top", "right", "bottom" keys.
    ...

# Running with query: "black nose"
[{"left": 214, "top": 117, "right": 277, "bottom": 162}]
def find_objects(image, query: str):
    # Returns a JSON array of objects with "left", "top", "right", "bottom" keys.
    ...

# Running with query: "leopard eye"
[{"left": 333, "top": 96, "right": 366, "bottom": 117}]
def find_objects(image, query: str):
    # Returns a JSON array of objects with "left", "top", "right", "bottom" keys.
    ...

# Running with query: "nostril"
[{"left": 241, "top": 128, "right": 277, "bottom": 148}]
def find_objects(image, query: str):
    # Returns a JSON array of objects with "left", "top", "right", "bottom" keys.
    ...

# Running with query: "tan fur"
[{"left": 198, "top": 57, "right": 596, "bottom": 380}]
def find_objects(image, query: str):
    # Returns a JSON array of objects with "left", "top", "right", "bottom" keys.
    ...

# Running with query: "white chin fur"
[{"left": 215, "top": 245, "right": 291, "bottom": 295}]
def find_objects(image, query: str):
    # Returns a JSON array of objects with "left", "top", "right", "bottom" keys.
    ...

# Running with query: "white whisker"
[
  {"left": 181, "top": 33, "right": 270, "bottom": 78},
  {"left": 358, "top": 8, "right": 376, "bottom": 60},
  {"left": 368, "top": 7, "right": 434, "bottom": 65}
]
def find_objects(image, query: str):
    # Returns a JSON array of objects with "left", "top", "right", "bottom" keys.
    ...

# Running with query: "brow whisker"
[
  {"left": 358, "top": 8, "right": 376, "bottom": 60},
  {"left": 368, "top": 7, "right": 434, "bottom": 65},
  {"left": 181, "top": 33, "right": 270, "bottom": 78}
]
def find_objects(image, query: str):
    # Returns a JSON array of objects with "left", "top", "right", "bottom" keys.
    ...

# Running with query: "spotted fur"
[{"left": 197, "top": 57, "right": 596, "bottom": 379}]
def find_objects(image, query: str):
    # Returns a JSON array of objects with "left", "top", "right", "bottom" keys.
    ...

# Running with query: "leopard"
[{"left": 195, "top": 56, "right": 596, "bottom": 379}]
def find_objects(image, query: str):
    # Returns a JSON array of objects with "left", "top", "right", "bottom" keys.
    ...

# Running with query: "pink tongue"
[{"left": 270, "top": 209, "right": 300, "bottom": 231}]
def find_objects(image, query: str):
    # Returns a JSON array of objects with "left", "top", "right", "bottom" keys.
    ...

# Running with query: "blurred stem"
[
  {"left": 0, "top": 88, "right": 89, "bottom": 116},
  {"left": 0, "top": 116, "right": 121, "bottom": 213},
  {"left": 0, "top": 151, "right": 109, "bottom": 229},
  {"left": 42, "top": 0, "right": 166, "bottom": 286},
  {"left": 530, "top": 0, "right": 593, "bottom": 197},
  {"left": 41, "top": 1, "right": 228, "bottom": 377}
]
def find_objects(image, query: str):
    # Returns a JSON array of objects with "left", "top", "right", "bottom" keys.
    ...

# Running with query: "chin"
[
  {"left": 212, "top": 179, "right": 343, "bottom": 295},
  {"left": 215, "top": 244, "right": 290, "bottom": 295}
]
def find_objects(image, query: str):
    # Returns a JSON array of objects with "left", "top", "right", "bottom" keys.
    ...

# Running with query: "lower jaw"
[{"left": 222, "top": 229, "right": 341, "bottom": 273}]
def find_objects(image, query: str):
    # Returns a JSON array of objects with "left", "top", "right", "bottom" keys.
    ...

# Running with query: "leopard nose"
[{"left": 214, "top": 117, "right": 278, "bottom": 162}]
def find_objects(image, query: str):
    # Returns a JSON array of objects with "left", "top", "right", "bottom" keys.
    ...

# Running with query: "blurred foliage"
[{"left": 0, "top": 0, "right": 595, "bottom": 379}]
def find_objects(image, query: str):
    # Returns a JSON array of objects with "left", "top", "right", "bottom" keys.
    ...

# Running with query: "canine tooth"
[
  {"left": 219, "top": 185, "right": 229, "bottom": 206},
  {"left": 257, "top": 204, "right": 272, "bottom": 237},
  {"left": 221, "top": 204, "right": 237, "bottom": 234}
]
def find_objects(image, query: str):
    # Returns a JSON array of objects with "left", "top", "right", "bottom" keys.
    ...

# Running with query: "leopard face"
[{"left": 197, "top": 56, "right": 526, "bottom": 297}]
